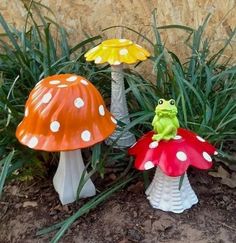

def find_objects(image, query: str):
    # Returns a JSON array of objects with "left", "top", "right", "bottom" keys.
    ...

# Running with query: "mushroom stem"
[
  {"left": 145, "top": 168, "right": 159, "bottom": 196},
  {"left": 53, "top": 149, "right": 96, "bottom": 205},
  {"left": 106, "top": 64, "right": 136, "bottom": 148},
  {"left": 146, "top": 167, "right": 198, "bottom": 213}
]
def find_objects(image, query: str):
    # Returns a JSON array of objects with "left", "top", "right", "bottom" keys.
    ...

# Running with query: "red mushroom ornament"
[{"left": 129, "top": 99, "right": 218, "bottom": 213}]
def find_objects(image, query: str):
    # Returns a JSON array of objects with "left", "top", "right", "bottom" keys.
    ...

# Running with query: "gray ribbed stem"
[
  {"left": 106, "top": 64, "right": 136, "bottom": 148},
  {"left": 53, "top": 149, "right": 96, "bottom": 205},
  {"left": 146, "top": 167, "right": 198, "bottom": 213}
]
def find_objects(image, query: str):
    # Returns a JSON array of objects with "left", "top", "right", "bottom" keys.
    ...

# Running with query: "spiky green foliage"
[
  {"left": 101, "top": 13, "right": 236, "bottom": 153},
  {"left": 123, "top": 11, "right": 236, "bottom": 150},
  {"left": 0, "top": 2, "right": 103, "bottom": 186}
]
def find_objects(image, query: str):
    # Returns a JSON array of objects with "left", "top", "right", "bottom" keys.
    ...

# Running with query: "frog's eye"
[
  {"left": 169, "top": 99, "right": 175, "bottom": 105},
  {"left": 158, "top": 99, "right": 164, "bottom": 105}
]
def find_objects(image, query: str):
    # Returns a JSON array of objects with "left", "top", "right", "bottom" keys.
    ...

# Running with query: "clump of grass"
[
  {"left": 0, "top": 1, "right": 104, "bottom": 191},
  {"left": 122, "top": 11, "right": 236, "bottom": 151}
]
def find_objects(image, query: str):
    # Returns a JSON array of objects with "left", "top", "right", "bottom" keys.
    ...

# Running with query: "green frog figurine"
[{"left": 152, "top": 99, "right": 179, "bottom": 141}]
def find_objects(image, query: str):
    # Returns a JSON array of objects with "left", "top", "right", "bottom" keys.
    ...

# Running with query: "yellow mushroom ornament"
[{"left": 85, "top": 39, "right": 150, "bottom": 148}]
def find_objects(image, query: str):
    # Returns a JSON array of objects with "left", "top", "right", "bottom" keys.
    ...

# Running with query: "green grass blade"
[
  {"left": 0, "top": 150, "right": 14, "bottom": 198},
  {"left": 156, "top": 24, "right": 194, "bottom": 32},
  {"left": 102, "top": 25, "right": 154, "bottom": 46},
  {"left": 152, "top": 9, "right": 163, "bottom": 52},
  {"left": 69, "top": 35, "right": 102, "bottom": 54},
  {"left": 208, "top": 27, "right": 236, "bottom": 65},
  {"left": 91, "top": 143, "right": 101, "bottom": 169},
  {"left": 51, "top": 176, "right": 134, "bottom": 243},
  {"left": 37, "top": 175, "right": 135, "bottom": 239},
  {"left": 0, "top": 14, "right": 27, "bottom": 64},
  {"left": 178, "top": 174, "right": 185, "bottom": 190}
]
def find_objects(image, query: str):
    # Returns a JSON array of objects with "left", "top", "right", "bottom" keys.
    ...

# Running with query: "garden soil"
[{"left": 0, "top": 169, "right": 236, "bottom": 243}]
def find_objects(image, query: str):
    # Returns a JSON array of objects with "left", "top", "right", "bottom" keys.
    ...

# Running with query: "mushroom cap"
[
  {"left": 129, "top": 128, "right": 217, "bottom": 177},
  {"left": 16, "top": 74, "right": 117, "bottom": 152},
  {"left": 84, "top": 38, "right": 150, "bottom": 65}
]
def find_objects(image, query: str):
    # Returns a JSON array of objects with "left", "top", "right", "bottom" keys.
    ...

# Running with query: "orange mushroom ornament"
[{"left": 16, "top": 74, "right": 117, "bottom": 205}]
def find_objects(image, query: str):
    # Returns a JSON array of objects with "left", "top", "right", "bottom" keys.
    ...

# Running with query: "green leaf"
[
  {"left": 102, "top": 26, "right": 154, "bottom": 47},
  {"left": 178, "top": 174, "right": 185, "bottom": 190},
  {"left": 69, "top": 35, "right": 102, "bottom": 54},
  {"left": 0, "top": 150, "right": 14, "bottom": 198},
  {"left": 91, "top": 143, "right": 101, "bottom": 169},
  {"left": 37, "top": 175, "right": 135, "bottom": 241}
]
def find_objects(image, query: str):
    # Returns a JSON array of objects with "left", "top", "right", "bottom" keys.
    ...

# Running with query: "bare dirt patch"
[{"left": 0, "top": 169, "right": 236, "bottom": 243}]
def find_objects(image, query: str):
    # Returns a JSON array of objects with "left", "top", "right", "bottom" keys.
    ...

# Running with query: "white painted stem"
[
  {"left": 106, "top": 64, "right": 136, "bottom": 148},
  {"left": 53, "top": 149, "right": 96, "bottom": 205},
  {"left": 146, "top": 167, "right": 198, "bottom": 213}
]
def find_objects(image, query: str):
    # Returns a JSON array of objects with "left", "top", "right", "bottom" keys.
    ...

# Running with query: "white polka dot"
[
  {"left": 74, "top": 97, "right": 84, "bottom": 109},
  {"left": 25, "top": 107, "right": 29, "bottom": 117},
  {"left": 135, "top": 44, "right": 142, "bottom": 48},
  {"left": 28, "top": 137, "right": 38, "bottom": 148},
  {"left": 80, "top": 79, "right": 89, "bottom": 85},
  {"left": 114, "top": 61, "right": 121, "bottom": 65},
  {"left": 42, "top": 92, "right": 52, "bottom": 103},
  {"left": 21, "top": 135, "right": 27, "bottom": 143},
  {"left": 119, "top": 39, "right": 127, "bottom": 42},
  {"left": 18, "top": 127, "right": 24, "bottom": 136},
  {"left": 50, "top": 121, "right": 60, "bottom": 132},
  {"left": 196, "top": 135, "right": 205, "bottom": 142},
  {"left": 174, "top": 135, "right": 182, "bottom": 140},
  {"left": 17, "top": 121, "right": 22, "bottom": 128},
  {"left": 99, "top": 105, "right": 105, "bottom": 116},
  {"left": 49, "top": 80, "right": 61, "bottom": 85},
  {"left": 119, "top": 48, "right": 128, "bottom": 55},
  {"left": 66, "top": 76, "right": 77, "bottom": 82},
  {"left": 149, "top": 141, "right": 159, "bottom": 149},
  {"left": 81, "top": 130, "right": 91, "bottom": 142},
  {"left": 214, "top": 151, "right": 218, "bottom": 155},
  {"left": 111, "top": 116, "right": 117, "bottom": 124},
  {"left": 58, "top": 84, "right": 68, "bottom": 88},
  {"left": 144, "top": 161, "right": 155, "bottom": 170},
  {"left": 95, "top": 56, "right": 102, "bottom": 64},
  {"left": 176, "top": 151, "right": 187, "bottom": 162},
  {"left": 203, "top": 152, "right": 212, "bottom": 162},
  {"left": 36, "top": 79, "right": 43, "bottom": 86},
  {"left": 130, "top": 142, "right": 137, "bottom": 148},
  {"left": 90, "top": 46, "right": 99, "bottom": 52}
]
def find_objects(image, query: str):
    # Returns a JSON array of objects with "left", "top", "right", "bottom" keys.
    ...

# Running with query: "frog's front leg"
[
  {"left": 152, "top": 133, "right": 163, "bottom": 141},
  {"left": 152, "top": 124, "right": 176, "bottom": 141},
  {"left": 161, "top": 124, "right": 176, "bottom": 140},
  {"left": 151, "top": 115, "right": 158, "bottom": 129}
]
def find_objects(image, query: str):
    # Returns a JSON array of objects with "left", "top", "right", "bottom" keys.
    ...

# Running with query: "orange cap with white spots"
[{"left": 16, "top": 74, "right": 117, "bottom": 151}]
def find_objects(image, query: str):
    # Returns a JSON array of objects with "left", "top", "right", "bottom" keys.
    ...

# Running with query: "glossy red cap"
[{"left": 128, "top": 128, "right": 217, "bottom": 177}]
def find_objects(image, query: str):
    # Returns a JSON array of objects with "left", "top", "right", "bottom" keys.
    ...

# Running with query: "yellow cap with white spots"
[{"left": 85, "top": 39, "right": 150, "bottom": 65}]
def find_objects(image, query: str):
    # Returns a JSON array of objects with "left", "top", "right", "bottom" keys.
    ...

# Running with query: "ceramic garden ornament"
[
  {"left": 152, "top": 99, "right": 179, "bottom": 141},
  {"left": 85, "top": 39, "right": 150, "bottom": 148},
  {"left": 129, "top": 99, "right": 218, "bottom": 213},
  {"left": 16, "top": 74, "right": 117, "bottom": 205}
]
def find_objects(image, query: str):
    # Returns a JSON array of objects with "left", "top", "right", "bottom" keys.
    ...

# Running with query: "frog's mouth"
[{"left": 157, "top": 109, "right": 177, "bottom": 116}]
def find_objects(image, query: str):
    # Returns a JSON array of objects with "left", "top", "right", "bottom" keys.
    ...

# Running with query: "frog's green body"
[{"left": 152, "top": 99, "right": 179, "bottom": 141}]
